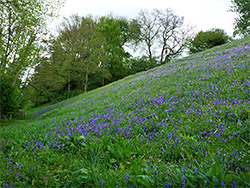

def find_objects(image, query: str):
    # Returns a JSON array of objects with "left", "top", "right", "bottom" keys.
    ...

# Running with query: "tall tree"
[
  {"left": 52, "top": 15, "right": 108, "bottom": 93},
  {"left": 157, "top": 9, "right": 194, "bottom": 63},
  {"left": 230, "top": 0, "right": 250, "bottom": 37},
  {"left": 129, "top": 9, "right": 194, "bottom": 63},
  {"left": 27, "top": 15, "right": 112, "bottom": 106},
  {"left": 98, "top": 16, "right": 129, "bottom": 82},
  {"left": 0, "top": 0, "right": 64, "bottom": 119},
  {"left": 132, "top": 9, "right": 161, "bottom": 61},
  {"left": 0, "top": 0, "right": 64, "bottom": 86}
]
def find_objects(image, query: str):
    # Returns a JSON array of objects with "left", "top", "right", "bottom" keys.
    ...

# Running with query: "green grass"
[{"left": 1, "top": 36, "right": 250, "bottom": 187}]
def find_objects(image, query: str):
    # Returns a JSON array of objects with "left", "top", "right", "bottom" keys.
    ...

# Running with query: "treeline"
[
  {"left": 28, "top": 15, "right": 128, "bottom": 105},
  {"left": 1, "top": 0, "right": 249, "bottom": 119},
  {"left": 23, "top": 9, "right": 196, "bottom": 107}
]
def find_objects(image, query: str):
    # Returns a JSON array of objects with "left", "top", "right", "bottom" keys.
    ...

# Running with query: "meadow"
[{"left": 0, "top": 36, "right": 250, "bottom": 187}]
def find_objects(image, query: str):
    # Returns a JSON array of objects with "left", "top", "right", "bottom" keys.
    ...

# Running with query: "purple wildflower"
[{"left": 125, "top": 172, "right": 131, "bottom": 182}]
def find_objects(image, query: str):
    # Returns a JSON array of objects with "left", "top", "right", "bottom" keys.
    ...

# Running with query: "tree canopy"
[
  {"left": 98, "top": 16, "right": 130, "bottom": 82},
  {"left": 129, "top": 9, "right": 194, "bottom": 64},
  {"left": 230, "top": 0, "right": 250, "bottom": 37},
  {"left": 188, "top": 28, "right": 231, "bottom": 54},
  {"left": 27, "top": 15, "right": 129, "bottom": 106},
  {"left": 0, "top": 0, "right": 64, "bottom": 119}
]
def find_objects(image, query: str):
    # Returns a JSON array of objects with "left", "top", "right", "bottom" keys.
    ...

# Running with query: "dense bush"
[
  {"left": 127, "top": 56, "right": 159, "bottom": 74},
  {"left": 188, "top": 28, "right": 231, "bottom": 54},
  {"left": 0, "top": 75, "right": 21, "bottom": 119}
]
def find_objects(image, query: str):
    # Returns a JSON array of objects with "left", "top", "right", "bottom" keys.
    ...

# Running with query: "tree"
[
  {"left": 98, "top": 16, "right": 130, "bottom": 82},
  {"left": 27, "top": 15, "right": 114, "bottom": 106},
  {"left": 129, "top": 9, "right": 194, "bottom": 64},
  {"left": 188, "top": 28, "right": 231, "bottom": 54},
  {"left": 157, "top": 9, "right": 194, "bottom": 63},
  {"left": 0, "top": 0, "right": 64, "bottom": 119},
  {"left": 132, "top": 9, "right": 161, "bottom": 61},
  {"left": 28, "top": 57, "right": 66, "bottom": 105},
  {"left": 57, "top": 15, "right": 108, "bottom": 93},
  {"left": 0, "top": 0, "right": 64, "bottom": 86},
  {"left": 230, "top": 0, "right": 250, "bottom": 37}
]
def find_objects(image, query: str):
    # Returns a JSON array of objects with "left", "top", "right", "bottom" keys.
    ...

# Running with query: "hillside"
[{"left": 1, "top": 36, "right": 250, "bottom": 187}]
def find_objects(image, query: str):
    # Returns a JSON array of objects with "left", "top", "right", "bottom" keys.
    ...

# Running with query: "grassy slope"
[{"left": 0, "top": 36, "right": 250, "bottom": 187}]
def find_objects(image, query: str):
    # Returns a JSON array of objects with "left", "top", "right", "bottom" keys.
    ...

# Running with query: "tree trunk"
[
  {"left": 148, "top": 47, "right": 153, "bottom": 61},
  {"left": 68, "top": 81, "right": 70, "bottom": 94},
  {"left": 101, "top": 66, "right": 105, "bottom": 86},
  {"left": 12, "top": 71, "right": 20, "bottom": 87},
  {"left": 84, "top": 73, "right": 88, "bottom": 93},
  {"left": 84, "top": 63, "right": 89, "bottom": 93},
  {"left": 147, "top": 41, "right": 153, "bottom": 61},
  {"left": 68, "top": 70, "right": 70, "bottom": 98},
  {"left": 160, "top": 45, "right": 165, "bottom": 63},
  {"left": 102, "top": 77, "right": 105, "bottom": 86}
]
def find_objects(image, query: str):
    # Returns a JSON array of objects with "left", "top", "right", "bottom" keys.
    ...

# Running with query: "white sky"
[{"left": 50, "top": 0, "right": 237, "bottom": 37}]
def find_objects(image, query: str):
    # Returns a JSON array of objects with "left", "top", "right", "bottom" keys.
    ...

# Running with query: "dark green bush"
[
  {"left": 188, "top": 28, "right": 231, "bottom": 54},
  {"left": 127, "top": 56, "right": 158, "bottom": 74},
  {"left": 0, "top": 74, "right": 21, "bottom": 119}
]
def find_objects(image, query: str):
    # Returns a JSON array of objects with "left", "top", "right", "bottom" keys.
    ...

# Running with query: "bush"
[
  {"left": 127, "top": 56, "right": 158, "bottom": 74},
  {"left": 188, "top": 28, "right": 231, "bottom": 54},
  {"left": 0, "top": 74, "right": 21, "bottom": 119}
]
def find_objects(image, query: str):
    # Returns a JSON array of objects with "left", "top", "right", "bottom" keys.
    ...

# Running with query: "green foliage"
[
  {"left": 27, "top": 57, "right": 66, "bottom": 106},
  {"left": 27, "top": 15, "right": 133, "bottom": 107},
  {"left": 0, "top": 74, "right": 20, "bottom": 119},
  {"left": 126, "top": 56, "right": 158, "bottom": 74},
  {"left": 98, "top": 16, "right": 130, "bottom": 82},
  {"left": 188, "top": 28, "right": 231, "bottom": 54},
  {"left": 28, "top": 15, "right": 111, "bottom": 106},
  {"left": 0, "top": 0, "right": 64, "bottom": 119},
  {"left": 230, "top": 0, "right": 250, "bottom": 37},
  {"left": 0, "top": 0, "right": 64, "bottom": 84},
  {"left": 25, "top": 10, "right": 193, "bottom": 108}
]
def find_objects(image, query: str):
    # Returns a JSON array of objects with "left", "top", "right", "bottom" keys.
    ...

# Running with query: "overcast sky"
[{"left": 49, "top": 0, "right": 237, "bottom": 37}]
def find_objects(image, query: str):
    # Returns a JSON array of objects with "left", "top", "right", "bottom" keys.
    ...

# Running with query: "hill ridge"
[{"left": 31, "top": 36, "right": 250, "bottom": 118}]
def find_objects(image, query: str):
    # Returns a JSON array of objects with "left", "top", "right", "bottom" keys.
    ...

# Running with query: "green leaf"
[
  {"left": 212, "top": 163, "right": 221, "bottom": 176},
  {"left": 78, "top": 168, "right": 89, "bottom": 175},
  {"left": 110, "top": 158, "right": 117, "bottom": 164},
  {"left": 124, "top": 148, "right": 131, "bottom": 156},
  {"left": 133, "top": 165, "right": 142, "bottom": 174},
  {"left": 78, "top": 136, "right": 86, "bottom": 141},
  {"left": 225, "top": 174, "right": 233, "bottom": 183},
  {"left": 107, "top": 145, "right": 115, "bottom": 154},
  {"left": 206, "top": 167, "right": 212, "bottom": 177},
  {"left": 137, "top": 175, "right": 154, "bottom": 188},
  {"left": 12, "top": 144, "right": 22, "bottom": 152},
  {"left": 79, "top": 175, "right": 88, "bottom": 179},
  {"left": 80, "top": 142, "right": 87, "bottom": 147},
  {"left": 221, "top": 174, "right": 225, "bottom": 181}
]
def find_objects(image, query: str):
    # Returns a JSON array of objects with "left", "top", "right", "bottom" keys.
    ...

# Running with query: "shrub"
[
  {"left": 188, "top": 28, "right": 231, "bottom": 54},
  {"left": 0, "top": 74, "right": 21, "bottom": 119}
]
